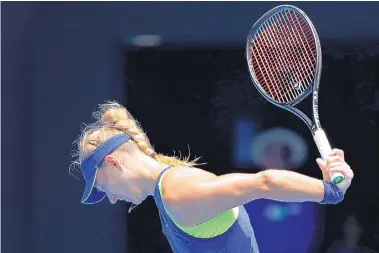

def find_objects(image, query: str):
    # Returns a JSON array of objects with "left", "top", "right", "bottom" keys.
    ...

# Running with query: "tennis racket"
[{"left": 246, "top": 5, "right": 344, "bottom": 184}]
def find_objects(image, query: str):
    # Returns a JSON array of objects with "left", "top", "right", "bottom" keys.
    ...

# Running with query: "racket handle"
[{"left": 313, "top": 129, "right": 344, "bottom": 185}]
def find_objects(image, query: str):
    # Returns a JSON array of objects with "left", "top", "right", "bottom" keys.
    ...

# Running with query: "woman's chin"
[
  {"left": 133, "top": 196, "right": 147, "bottom": 205},
  {"left": 133, "top": 198, "right": 143, "bottom": 205}
]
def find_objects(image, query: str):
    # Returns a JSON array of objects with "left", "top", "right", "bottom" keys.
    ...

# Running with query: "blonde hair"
[{"left": 70, "top": 101, "right": 200, "bottom": 173}]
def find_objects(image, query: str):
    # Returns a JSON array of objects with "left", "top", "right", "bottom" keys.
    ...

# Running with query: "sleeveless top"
[
  {"left": 153, "top": 167, "right": 260, "bottom": 253},
  {"left": 158, "top": 174, "right": 239, "bottom": 238}
]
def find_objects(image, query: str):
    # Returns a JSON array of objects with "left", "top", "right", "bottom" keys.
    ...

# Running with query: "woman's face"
[{"left": 94, "top": 155, "right": 148, "bottom": 204}]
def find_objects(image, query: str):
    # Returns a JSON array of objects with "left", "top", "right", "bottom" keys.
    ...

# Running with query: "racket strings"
[
  {"left": 252, "top": 31, "right": 298, "bottom": 102},
  {"left": 273, "top": 14, "right": 312, "bottom": 86},
  {"left": 270, "top": 11, "right": 315, "bottom": 100},
  {"left": 269, "top": 10, "right": 315, "bottom": 94},
  {"left": 253, "top": 24, "right": 291, "bottom": 100},
  {"left": 281, "top": 11, "right": 316, "bottom": 80},
  {"left": 251, "top": 33, "right": 297, "bottom": 103},
  {"left": 270, "top": 13, "right": 314, "bottom": 99},
  {"left": 266, "top": 11, "right": 315, "bottom": 99},
  {"left": 249, "top": 9, "right": 317, "bottom": 104},
  {"left": 252, "top": 28, "right": 298, "bottom": 102},
  {"left": 259, "top": 19, "right": 302, "bottom": 101}
]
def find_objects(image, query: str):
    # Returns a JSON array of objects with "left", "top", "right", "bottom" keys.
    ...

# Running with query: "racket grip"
[{"left": 313, "top": 129, "right": 344, "bottom": 185}]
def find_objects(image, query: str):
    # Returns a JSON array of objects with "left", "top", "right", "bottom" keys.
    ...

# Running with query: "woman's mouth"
[{"left": 112, "top": 195, "right": 127, "bottom": 202}]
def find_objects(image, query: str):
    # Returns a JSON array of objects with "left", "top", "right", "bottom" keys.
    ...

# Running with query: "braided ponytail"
[
  {"left": 101, "top": 106, "right": 155, "bottom": 157},
  {"left": 98, "top": 101, "right": 200, "bottom": 167}
]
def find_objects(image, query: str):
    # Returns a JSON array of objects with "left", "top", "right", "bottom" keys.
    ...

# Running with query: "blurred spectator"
[
  {"left": 326, "top": 216, "right": 378, "bottom": 253},
  {"left": 261, "top": 141, "right": 293, "bottom": 170},
  {"left": 251, "top": 127, "right": 308, "bottom": 171}
]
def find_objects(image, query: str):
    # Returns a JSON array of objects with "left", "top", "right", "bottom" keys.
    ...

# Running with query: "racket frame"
[
  {"left": 246, "top": 5, "right": 344, "bottom": 184},
  {"left": 246, "top": 5, "right": 321, "bottom": 132}
]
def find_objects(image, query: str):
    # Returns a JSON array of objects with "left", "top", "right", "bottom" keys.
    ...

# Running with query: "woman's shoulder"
[
  {"left": 159, "top": 166, "right": 216, "bottom": 201},
  {"left": 159, "top": 166, "right": 227, "bottom": 227},
  {"left": 164, "top": 166, "right": 216, "bottom": 186}
]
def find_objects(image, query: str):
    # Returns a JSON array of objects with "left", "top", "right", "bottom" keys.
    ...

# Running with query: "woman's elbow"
[
  {"left": 256, "top": 170, "right": 276, "bottom": 194},
  {"left": 233, "top": 171, "right": 274, "bottom": 200}
]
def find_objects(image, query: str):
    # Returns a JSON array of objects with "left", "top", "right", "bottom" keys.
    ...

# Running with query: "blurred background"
[{"left": 2, "top": 2, "right": 379, "bottom": 253}]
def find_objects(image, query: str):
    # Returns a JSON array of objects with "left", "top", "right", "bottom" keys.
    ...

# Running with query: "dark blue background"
[{"left": 2, "top": 2, "right": 379, "bottom": 253}]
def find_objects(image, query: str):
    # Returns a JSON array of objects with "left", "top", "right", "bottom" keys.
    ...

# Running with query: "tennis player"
[{"left": 72, "top": 101, "right": 354, "bottom": 253}]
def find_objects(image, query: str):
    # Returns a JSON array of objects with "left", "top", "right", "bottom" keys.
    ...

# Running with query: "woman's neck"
[{"left": 128, "top": 152, "right": 168, "bottom": 196}]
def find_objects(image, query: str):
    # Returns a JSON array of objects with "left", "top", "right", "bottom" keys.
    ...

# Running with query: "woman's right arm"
[
  {"left": 164, "top": 169, "right": 325, "bottom": 226},
  {"left": 164, "top": 150, "right": 353, "bottom": 227}
]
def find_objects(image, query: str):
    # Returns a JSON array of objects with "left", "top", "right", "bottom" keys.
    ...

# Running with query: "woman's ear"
[{"left": 104, "top": 155, "right": 121, "bottom": 170}]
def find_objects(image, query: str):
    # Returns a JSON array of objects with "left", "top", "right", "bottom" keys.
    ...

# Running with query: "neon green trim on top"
[{"left": 158, "top": 172, "right": 238, "bottom": 238}]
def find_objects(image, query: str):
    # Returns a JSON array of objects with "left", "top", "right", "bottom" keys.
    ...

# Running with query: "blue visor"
[{"left": 80, "top": 134, "right": 131, "bottom": 204}]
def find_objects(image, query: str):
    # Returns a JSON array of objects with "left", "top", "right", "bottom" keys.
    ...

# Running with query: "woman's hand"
[{"left": 316, "top": 149, "right": 354, "bottom": 194}]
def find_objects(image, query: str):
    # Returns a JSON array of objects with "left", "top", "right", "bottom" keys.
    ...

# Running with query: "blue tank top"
[{"left": 153, "top": 167, "right": 260, "bottom": 253}]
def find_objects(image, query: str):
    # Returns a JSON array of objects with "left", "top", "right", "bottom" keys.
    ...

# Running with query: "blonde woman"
[{"left": 71, "top": 101, "right": 354, "bottom": 253}]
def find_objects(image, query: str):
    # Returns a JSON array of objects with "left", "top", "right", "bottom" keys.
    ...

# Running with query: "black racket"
[{"left": 246, "top": 5, "right": 344, "bottom": 184}]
